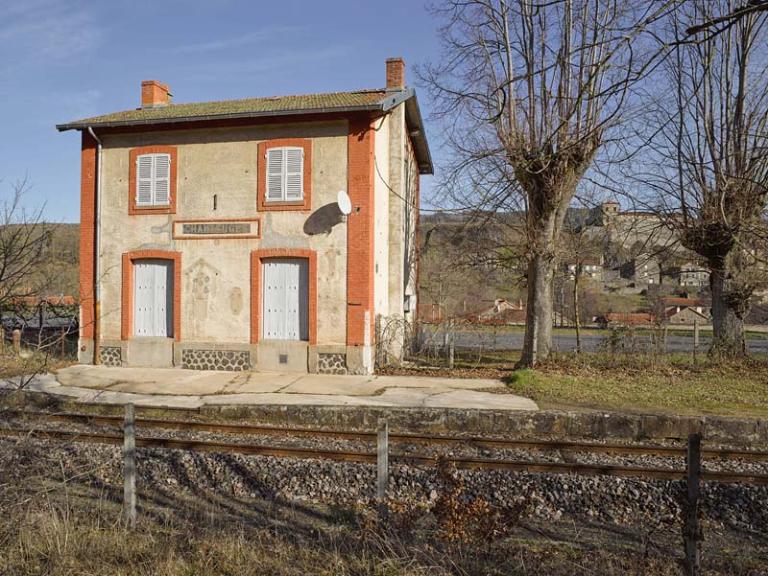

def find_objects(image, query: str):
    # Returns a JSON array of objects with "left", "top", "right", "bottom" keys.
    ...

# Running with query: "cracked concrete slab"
[
  {"left": 424, "top": 389, "right": 539, "bottom": 411},
  {"left": 372, "top": 375, "right": 503, "bottom": 391},
  {"left": 6, "top": 365, "right": 538, "bottom": 411},
  {"left": 279, "top": 374, "right": 382, "bottom": 396}
]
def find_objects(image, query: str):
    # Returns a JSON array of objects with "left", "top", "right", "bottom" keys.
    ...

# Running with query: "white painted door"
[
  {"left": 133, "top": 259, "right": 173, "bottom": 338},
  {"left": 262, "top": 258, "right": 308, "bottom": 340}
]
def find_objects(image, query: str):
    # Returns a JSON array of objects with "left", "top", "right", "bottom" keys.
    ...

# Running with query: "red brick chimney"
[
  {"left": 141, "top": 80, "right": 172, "bottom": 108},
  {"left": 386, "top": 57, "right": 405, "bottom": 90}
]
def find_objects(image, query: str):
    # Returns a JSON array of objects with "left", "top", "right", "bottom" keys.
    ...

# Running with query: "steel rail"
[
  {"left": 2, "top": 427, "right": 767, "bottom": 485},
  {"left": 12, "top": 410, "right": 768, "bottom": 462},
  {"left": 0, "top": 428, "right": 376, "bottom": 464}
]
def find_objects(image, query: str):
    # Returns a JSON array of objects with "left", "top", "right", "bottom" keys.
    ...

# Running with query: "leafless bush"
[
  {"left": 0, "top": 178, "right": 70, "bottom": 406},
  {"left": 375, "top": 314, "right": 417, "bottom": 368}
]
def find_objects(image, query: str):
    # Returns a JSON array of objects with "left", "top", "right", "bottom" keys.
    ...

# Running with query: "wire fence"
[{"left": 7, "top": 407, "right": 765, "bottom": 576}]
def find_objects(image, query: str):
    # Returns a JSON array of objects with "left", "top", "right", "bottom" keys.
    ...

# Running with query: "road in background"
[{"left": 425, "top": 328, "right": 768, "bottom": 354}]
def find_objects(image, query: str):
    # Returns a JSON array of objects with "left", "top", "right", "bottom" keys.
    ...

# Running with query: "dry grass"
[
  {"left": 0, "top": 350, "right": 74, "bottom": 381},
  {"left": 0, "top": 492, "right": 707, "bottom": 576}
]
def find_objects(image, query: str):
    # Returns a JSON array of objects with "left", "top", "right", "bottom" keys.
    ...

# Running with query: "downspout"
[{"left": 87, "top": 126, "right": 102, "bottom": 365}]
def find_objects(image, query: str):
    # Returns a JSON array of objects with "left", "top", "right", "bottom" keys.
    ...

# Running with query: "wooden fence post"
[
  {"left": 12, "top": 329, "right": 20, "bottom": 355},
  {"left": 442, "top": 324, "right": 449, "bottom": 366},
  {"left": 123, "top": 403, "right": 137, "bottom": 528},
  {"left": 377, "top": 419, "right": 389, "bottom": 502},
  {"left": 693, "top": 320, "right": 699, "bottom": 363},
  {"left": 684, "top": 433, "right": 702, "bottom": 576}
]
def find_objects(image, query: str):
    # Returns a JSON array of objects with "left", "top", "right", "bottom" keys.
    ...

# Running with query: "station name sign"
[{"left": 173, "top": 218, "right": 260, "bottom": 240}]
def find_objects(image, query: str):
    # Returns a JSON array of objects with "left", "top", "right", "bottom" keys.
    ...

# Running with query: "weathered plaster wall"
[
  {"left": 403, "top": 134, "right": 419, "bottom": 323},
  {"left": 97, "top": 120, "right": 348, "bottom": 346},
  {"left": 387, "top": 104, "right": 406, "bottom": 319},
  {"left": 383, "top": 102, "right": 418, "bottom": 325},
  {"left": 373, "top": 114, "right": 390, "bottom": 318}
]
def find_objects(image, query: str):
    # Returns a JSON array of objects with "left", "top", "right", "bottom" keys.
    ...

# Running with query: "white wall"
[{"left": 97, "top": 120, "right": 348, "bottom": 345}]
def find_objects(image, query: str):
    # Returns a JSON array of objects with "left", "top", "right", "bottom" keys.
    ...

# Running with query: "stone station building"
[{"left": 58, "top": 58, "right": 432, "bottom": 374}]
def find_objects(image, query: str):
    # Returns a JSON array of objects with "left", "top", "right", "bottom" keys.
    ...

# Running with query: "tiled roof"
[
  {"left": 56, "top": 86, "right": 434, "bottom": 174},
  {"left": 666, "top": 307, "right": 709, "bottom": 319},
  {"left": 662, "top": 297, "right": 709, "bottom": 307},
  {"left": 601, "top": 312, "right": 655, "bottom": 325},
  {"left": 57, "top": 89, "right": 388, "bottom": 130}
]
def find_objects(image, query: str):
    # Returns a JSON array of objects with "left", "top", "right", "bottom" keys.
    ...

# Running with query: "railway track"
[
  {"left": 3, "top": 409, "right": 768, "bottom": 485},
  {"left": 10, "top": 409, "right": 768, "bottom": 460}
]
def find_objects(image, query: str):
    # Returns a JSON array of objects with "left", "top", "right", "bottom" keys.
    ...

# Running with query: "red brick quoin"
[
  {"left": 346, "top": 116, "right": 376, "bottom": 347},
  {"left": 79, "top": 131, "right": 97, "bottom": 340},
  {"left": 121, "top": 250, "right": 182, "bottom": 341}
]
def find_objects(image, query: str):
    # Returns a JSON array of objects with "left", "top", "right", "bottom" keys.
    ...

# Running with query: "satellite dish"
[{"left": 337, "top": 190, "right": 352, "bottom": 215}]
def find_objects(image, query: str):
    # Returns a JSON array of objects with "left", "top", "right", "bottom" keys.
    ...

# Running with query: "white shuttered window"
[
  {"left": 265, "top": 147, "right": 303, "bottom": 202},
  {"left": 136, "top": 153, "right": 171, "bottom": 206},
  {"left": 262, "top": 259, "right": 309, "bottom": 341}
]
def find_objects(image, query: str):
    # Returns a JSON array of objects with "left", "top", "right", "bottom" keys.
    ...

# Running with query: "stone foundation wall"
[
  {"left": 199, "top": 405, "right": 768, "bottom": 446},
  {"left": 99, "top": 346, "right": 122, "bottom": 367},
  {"left": 181, "top": 349, "right": 251, "bottom": 371},
  {"left": 317, "top": 353, "right": 347, "bottom": 374},
  {"left": 8, "top": 388, "right": 768, "bottom": 446}
]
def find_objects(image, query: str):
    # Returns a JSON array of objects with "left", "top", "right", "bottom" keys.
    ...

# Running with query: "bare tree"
[
  {"left": 0, "top": 179, "right": 48, "bottom": 310},
  {"left": 0, "top": 178, "right": 60, "bottom": 391},
  {"left": 640, "top": 0, "right": 768, "bottom": 356},
  {"left": 684, "top": 0, "right": 768, "bottom": 36},
  {"left": 559, "top": 198, "right": 607, "bottom": 353},
  {"left": 420, "top": 0, "right": 663, "bottom": 367}
]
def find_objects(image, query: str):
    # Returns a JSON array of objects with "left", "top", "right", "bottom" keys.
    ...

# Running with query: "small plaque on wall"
[{"left": 173, "top": 218, "right": 260, "bottom": 239}]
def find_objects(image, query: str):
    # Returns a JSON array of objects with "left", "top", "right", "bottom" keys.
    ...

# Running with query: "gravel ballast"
[{"left": 1, "top": 419, "right": 766, "bottom": 533}]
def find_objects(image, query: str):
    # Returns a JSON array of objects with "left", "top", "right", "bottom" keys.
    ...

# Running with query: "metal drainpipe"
[{"left": 87, "top": 126, "right": 102, "bottom": 365}]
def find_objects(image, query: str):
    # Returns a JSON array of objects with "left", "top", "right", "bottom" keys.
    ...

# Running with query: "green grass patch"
[{"left": 505, "top": 354, "right": 768, "bottom": 418}]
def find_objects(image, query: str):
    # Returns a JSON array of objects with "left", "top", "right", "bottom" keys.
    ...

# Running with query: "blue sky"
[{"left": 0, "top": 0, "right": 440, "bottom": 223}]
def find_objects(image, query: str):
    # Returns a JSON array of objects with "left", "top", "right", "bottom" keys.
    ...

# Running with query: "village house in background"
[
  {"left": 565, "top": 258, "right": 604, "bottom": 282},
  {"left": 619, "top": 255, "right": 662, "bottom": 287},
  {"left": 417, "top": 199, "right": 742, "bottom": 328},
  {"left": 662, "top": 296, "right": 711, "bottom": 325},
  {"left": 57, "top": 58, "right": 432, "bottom": 374},
  {"left": 675, "top": 261, "right": 710, "bottom": 288}
]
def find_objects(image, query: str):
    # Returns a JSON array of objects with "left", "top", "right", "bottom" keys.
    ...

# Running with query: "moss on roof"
[{"left": 58, "top": 89, "right": 388, "bottom": 129}]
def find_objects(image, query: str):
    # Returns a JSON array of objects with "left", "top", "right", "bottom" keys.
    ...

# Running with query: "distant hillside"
[
  {"left": 0, "top": 223, "right": 80, "bottom": 299},
  {"left": 418, "top": 214, "right": 525, "bottom": 318},
  {"left": 40, "top": 223, "right": 79, "bottom": 297}
]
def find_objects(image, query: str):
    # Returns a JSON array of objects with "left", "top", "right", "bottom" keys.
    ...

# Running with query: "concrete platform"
[{"left": 3, "top": 365, "right": 538, "bottom": 411}]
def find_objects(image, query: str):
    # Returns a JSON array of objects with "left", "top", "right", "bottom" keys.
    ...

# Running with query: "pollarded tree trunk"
[
  {"left": 517, "top": 174, "right": 578, "bottom": 368},
  {"left": 682, "top": 223, "right": 750, "bottom": 357},
  {"left": 709, "top": 264, "right": 746, "bottom": 356},
  {"left": 520, "top": 251, "right": 556, "bottom": 367}
]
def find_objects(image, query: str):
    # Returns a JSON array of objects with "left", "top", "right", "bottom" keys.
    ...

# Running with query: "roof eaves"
[
  {"left": 380, "top": 88, "right": 433, "bottom": 175},
  {"left": 56, "top": 101, "right": 386, "bottom": 132}
]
